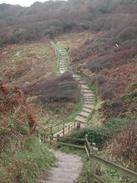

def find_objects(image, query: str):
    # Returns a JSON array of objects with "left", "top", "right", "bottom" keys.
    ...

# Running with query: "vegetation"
[
  {"left": 0, "top": 83, "right": 55, "bottom": 182},
  {"left": 0, "top": 0, "right": 137, "bottom": 180},
  {"left": 70, "top": 0, "right": 137, "bottom": 169}
]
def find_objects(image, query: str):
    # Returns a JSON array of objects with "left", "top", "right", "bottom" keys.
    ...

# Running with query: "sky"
[{"left": 0, "top": 0, "right": 49, "bottom": 7}]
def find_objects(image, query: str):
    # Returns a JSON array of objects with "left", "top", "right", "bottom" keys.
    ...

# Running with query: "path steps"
[
  {"left": 38, "top": 45, "right": 95, "bottom": 183},
  {"left": 72, "top": 73, "right": 95, "bottom": 127},
  {"left": 58, "top": 49, "right": 95, "bottom": 129},
  {"left": 38, "top": 151, "right": 82, "bottom": 183}
]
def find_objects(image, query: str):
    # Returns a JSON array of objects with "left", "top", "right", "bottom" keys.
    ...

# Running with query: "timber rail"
[{"left": 56, "top": 136, "right": 137, "bottom": 183}]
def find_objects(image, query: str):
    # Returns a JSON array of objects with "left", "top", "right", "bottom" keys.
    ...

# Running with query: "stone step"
[
  {"left": 75, "top": 116, "right": 87, "bottom": 123},
  {"left": 84, "top": 96, "right": 95, "bottom": 99},
  {"left": 84, "top": 98, "right": 95, "bottom": 101},
  {"left": 73, "top": 75, "right": 81, "bottom": 80},
  {"left": 83, "top": 93, "right": 94, "bottom": 96},
  {"left": 83, "top": 97, "right": 95, "bottom": 101},
  {"left": 81, "top": 85, "right": 89, "bottom": 89},
  {"left": 82, "top": 108, "right": 92, "bottom": 113},
  {"left": 60, "top": 69, "right": 66, "bottom": 72},
  {"left": 60, "top": 67, "right": 67, "bottom": 70},
  {"left": 84, "top": 100, "right": 95, "bottom": 103},
  {"left": 84, "top": 102, "right": 94, "bottom": 105},
  {"left": 79, "top": 111, "right": 90, "bottom": 118},
  {"left": 82, "top": 91, "right": 92, "bottom": 95},
  {"left": 79, "top": 80, "right": 87, "bottom": 85},
  {"left": 83, "top": 104, "right": 94, "bottom": 109}
]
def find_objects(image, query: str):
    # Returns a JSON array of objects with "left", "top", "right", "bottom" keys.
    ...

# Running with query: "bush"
[
  {"left": 69, "top": 128, "right": 107, "bottom": 148},
  {"left": 69, "top": 118, "right": 129, "bottom": 149},
  {"left": 110, "top": 122, "right": 137, "bottom": 169}
]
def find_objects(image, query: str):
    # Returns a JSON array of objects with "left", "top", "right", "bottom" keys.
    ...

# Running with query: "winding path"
[
  {"left": 38, "top": 151, "right": 82, "bottom": 183},
  {"left": 38, "top": 42, "right": 95, "bottom": 183},
  {"left": 54, "top": 42, "right": 95, "bottom": 135}
]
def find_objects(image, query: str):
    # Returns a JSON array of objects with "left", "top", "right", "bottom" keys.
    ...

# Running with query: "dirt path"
[{"left": 38, "top": 151, "right": 82, "bottom": 183}]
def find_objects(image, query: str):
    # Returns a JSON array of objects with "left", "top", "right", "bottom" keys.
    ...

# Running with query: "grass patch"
[
  {"left": 0, "top": 136, "right": 55, "bottom": 183},
  {"left": 65, "top": 100, "right": 82, "bottom": 123},
  {"left": 88, "top": 97, "right": 104, "bottom": 127}
]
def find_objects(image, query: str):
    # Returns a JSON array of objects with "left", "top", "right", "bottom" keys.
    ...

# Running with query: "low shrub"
[
  {"left": 69, "top": 118, "right": 129, "bottom": 149},
  {"left": 0, "top": 136, "right": 55, "bottom": 183}
]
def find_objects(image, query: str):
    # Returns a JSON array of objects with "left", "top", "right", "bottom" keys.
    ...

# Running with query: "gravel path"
[{"left": 38, "top": 151, "right": 82, "bottom": 183}]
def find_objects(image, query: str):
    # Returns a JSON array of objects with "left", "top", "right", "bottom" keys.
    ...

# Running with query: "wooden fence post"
[
  {"left": 63, "top": 123, "right": 65, "bottom": 136},
  {"left": 91, "top": 143, "right": 99, "bottom": 183},
  {"left": 50, "top": 126, "right": 53, "bottom": 145}
]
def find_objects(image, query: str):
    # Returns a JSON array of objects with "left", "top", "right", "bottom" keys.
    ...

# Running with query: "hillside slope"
[{"left": 71, "top": 0, "right": 137, "bottom": 169}]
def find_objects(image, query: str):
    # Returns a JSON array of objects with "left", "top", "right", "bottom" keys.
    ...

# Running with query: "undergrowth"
[
  {"left": 69, "top": 117, "right": 129, "bottom": 148},
  {"left": 0, "top": 135, "right": 55, "bottom": 183}
]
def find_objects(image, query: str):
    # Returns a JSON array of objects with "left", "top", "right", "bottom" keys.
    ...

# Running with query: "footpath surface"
[
  {"left": 38, "top": 151, "right": 82, "bottom": 183},
  {"left": 38, "top": 42, "right": 95, "bottom": 183}
]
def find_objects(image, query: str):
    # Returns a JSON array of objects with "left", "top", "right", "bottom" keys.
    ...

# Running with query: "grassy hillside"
[
  {"left": 0, "top": 37, "right": 81, "bottom": 182},
  {"left": 0, "top": 82, "right": 55, "bottom": 183},
  {"left": 0, "top": 0, "right": 137, "bottom": 179}
]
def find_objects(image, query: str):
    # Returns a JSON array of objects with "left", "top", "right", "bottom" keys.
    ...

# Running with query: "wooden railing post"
[
  {"left": 90, "top": 143, "right": 99, "bottom": 183},
  {"left": 85, "top": 136, "right": 98, "bottom": 183},
  {"left": 63, "top": 123, "right": 65, "bottom": 136},
  {"left": 50, "top": 126, "right": 53, "bottom": 144}
]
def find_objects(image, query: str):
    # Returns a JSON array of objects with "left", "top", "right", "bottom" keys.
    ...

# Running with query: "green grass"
[
  {"left": 0, "top": 117, "right": 55, "bottom": 183},
  {"left": 0, "top": 136, "right": 55, "bottom": 183},
  {"left": 65, "top": 100, "right": 82, "bottom": 123},
  {"left": 87, "top": 97, "right": 104, "bottom": 127}
]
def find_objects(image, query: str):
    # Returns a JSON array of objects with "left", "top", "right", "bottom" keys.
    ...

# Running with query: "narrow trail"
[
  {"left": 53, "top": 42, "right": 95, "bottom": 135},
  {"left": 38, "top": 151, "right": 82, "bottom": 183},
  {"left": 38, "top": 42, "right": 95, "bottom": 183}
]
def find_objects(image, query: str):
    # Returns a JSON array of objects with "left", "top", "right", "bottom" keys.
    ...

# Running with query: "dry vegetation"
[
  {"left": 0, "top": 37, "right": 81, "bottom": 181},
  {"left": 0, "top": 40, "right": 56, "bottom": 85},
  {"left": 0, "top": 82, "right": 54, "bottom": 183},
  {"left": 71, "top": 0, "right": 137, "bottom": 169},
  {"left": 0, "top": 0, "right": 137, "bottom": 177}
]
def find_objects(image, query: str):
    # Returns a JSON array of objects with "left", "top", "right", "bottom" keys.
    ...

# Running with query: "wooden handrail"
[
  {"left": 57, "top": 136, "right": 86, "bottom": 142},
  {"left": 85, "top": 138, "right": 137, "bottom": 182},
  {"left": 91, "top": 154, "right": 137, "bottom": 180}
]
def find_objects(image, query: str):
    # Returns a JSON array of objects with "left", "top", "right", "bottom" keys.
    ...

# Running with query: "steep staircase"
[
  {"left": 38, "top": 42, "right": 95, "bottom": 183},
  {"left": 52, "top": 43, "right": 95, "bottom": 137}
]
